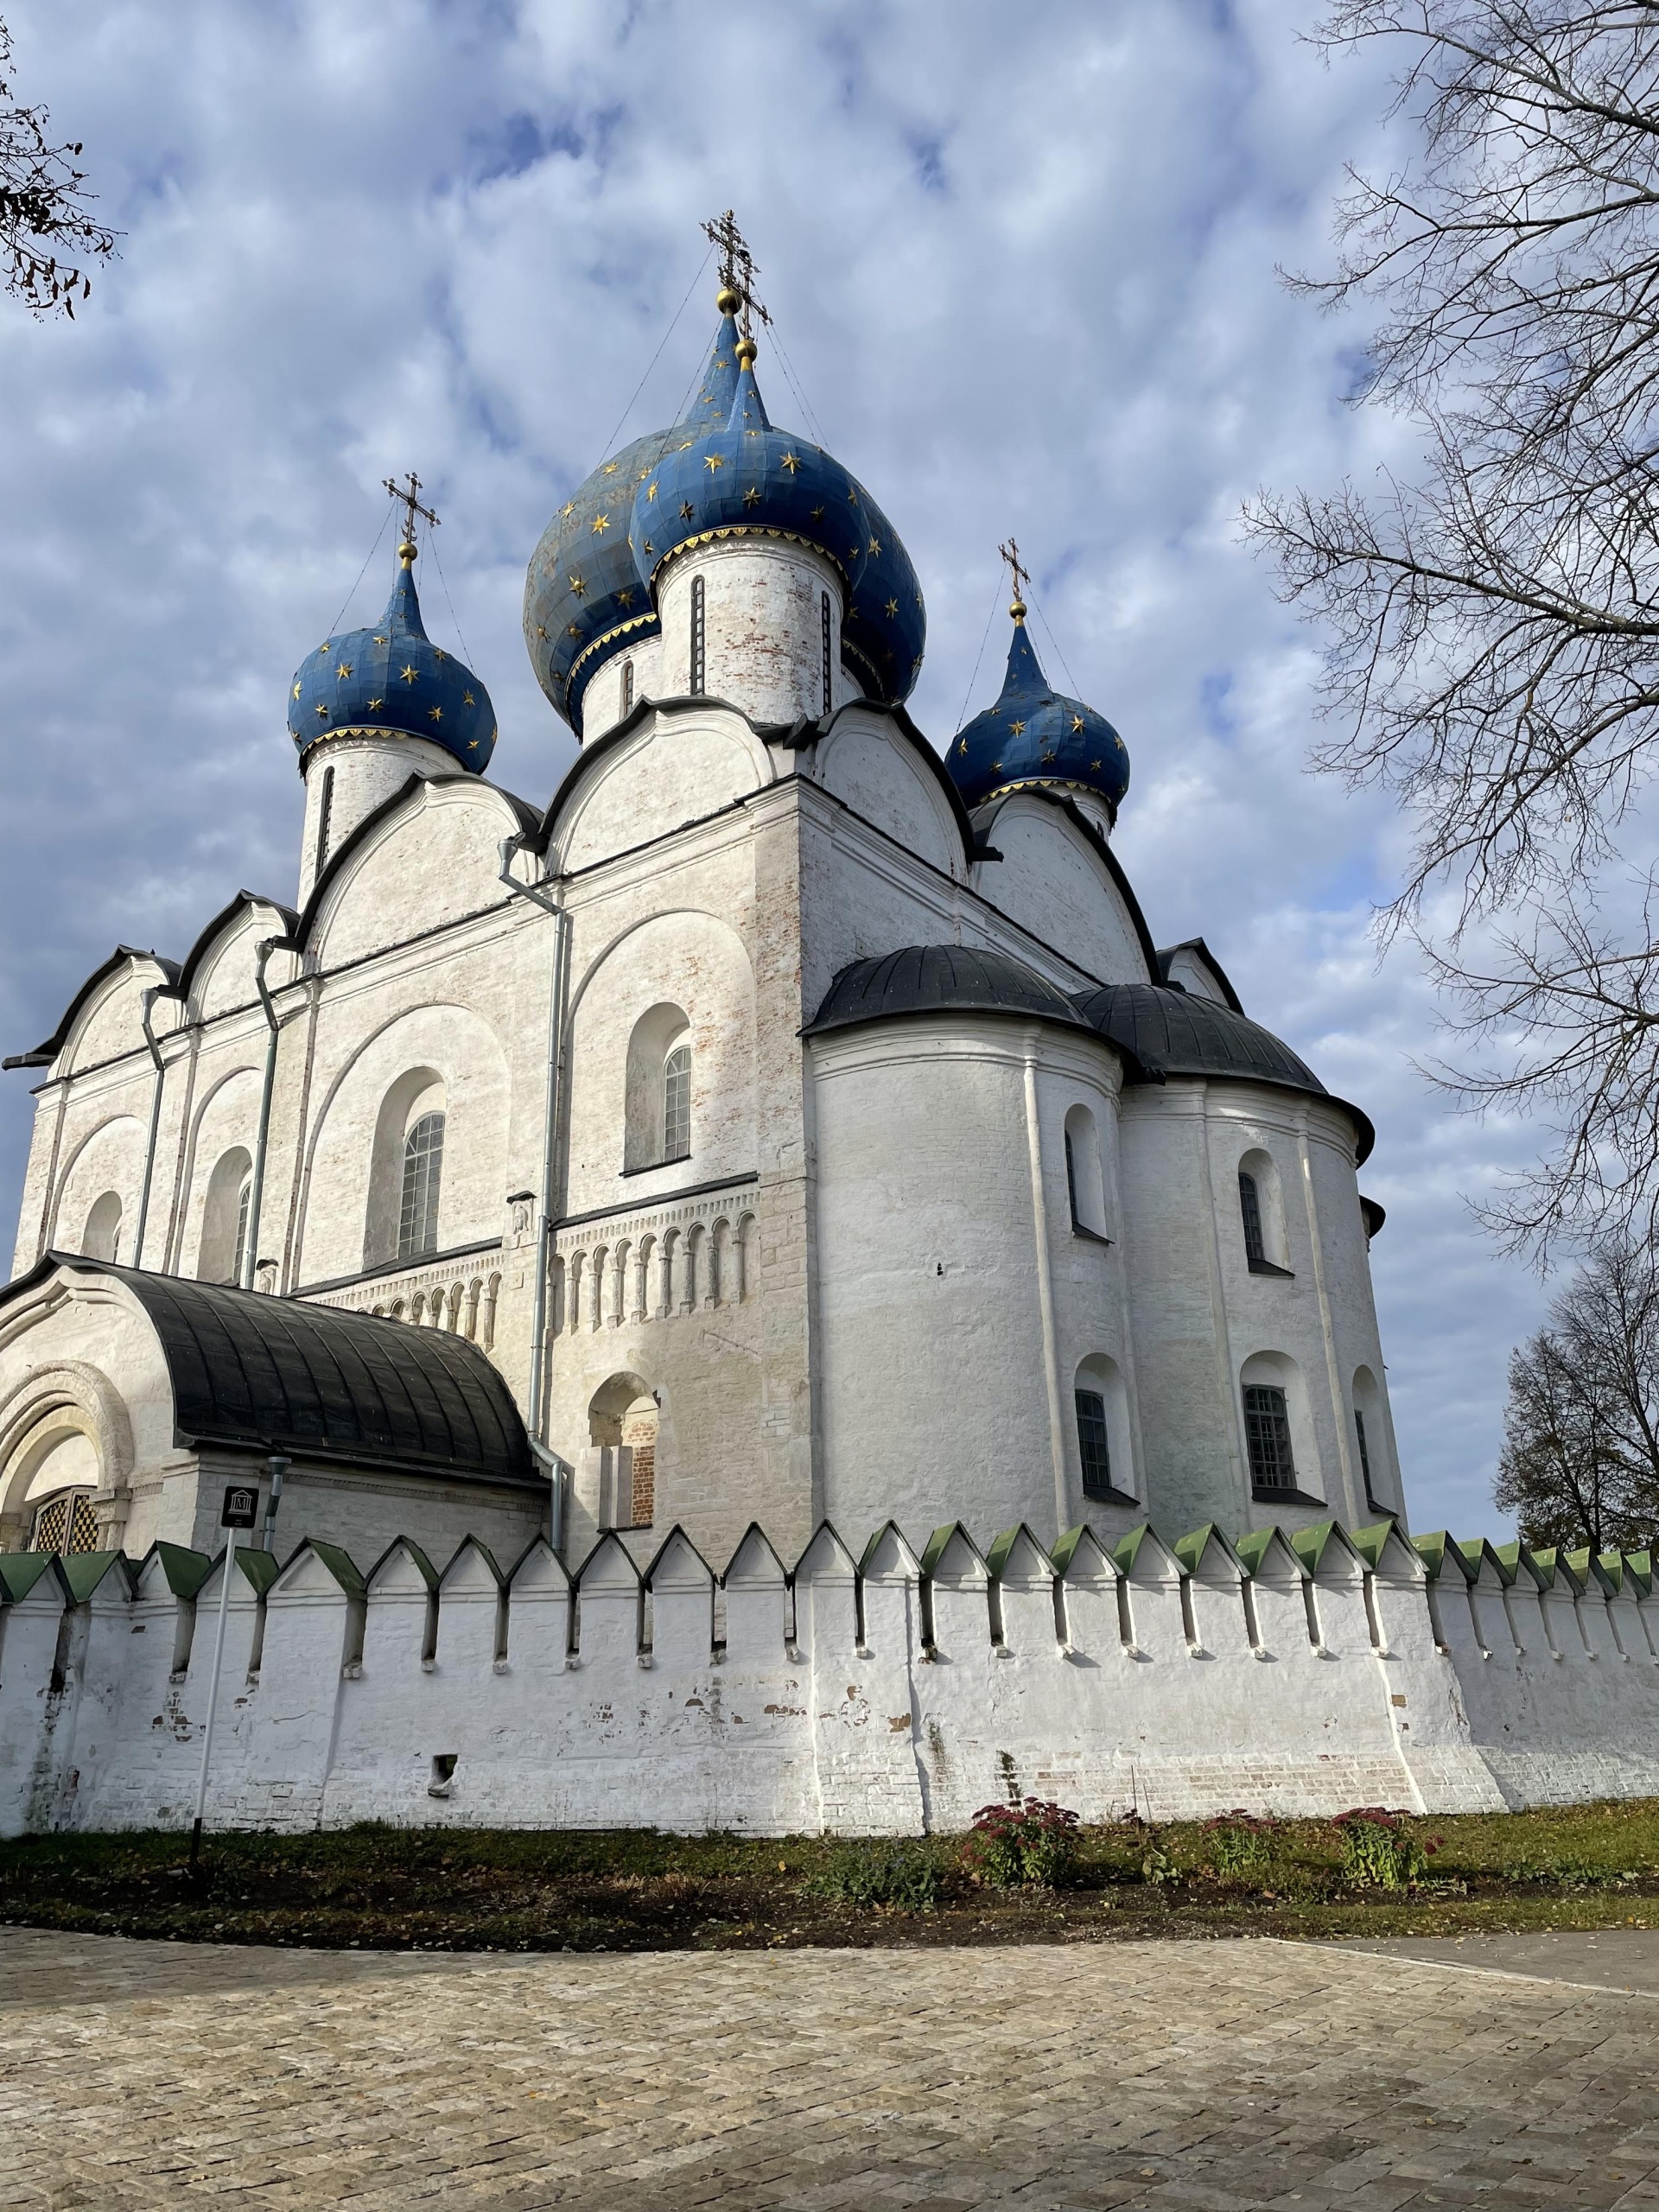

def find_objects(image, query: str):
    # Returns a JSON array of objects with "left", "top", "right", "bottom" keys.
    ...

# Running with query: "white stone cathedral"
[{"left": 0, "top": 278, "right": 1402, "bottom": 1578}]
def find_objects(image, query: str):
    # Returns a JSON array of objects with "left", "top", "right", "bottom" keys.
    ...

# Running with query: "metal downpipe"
[
  {"left": 243, "top": 939, "right": 283, "bottom": 1291},
  {"left": 132, "top": 988, "right": 168, "bottom": 1268}
]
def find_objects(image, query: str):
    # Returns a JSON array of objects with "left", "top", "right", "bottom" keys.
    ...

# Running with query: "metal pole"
[
  {"left": 243, "top": 939, "right": 283, "bottom": 1290},
  {"left": 189, "top": 1521, "right": 237, "bottom": 1867},
  {"left": 132, "top": 989, "right": 168, "bottom": 1268},
  {"left": 260, "top": 1452, "right": 289, "bottom": 1554}
]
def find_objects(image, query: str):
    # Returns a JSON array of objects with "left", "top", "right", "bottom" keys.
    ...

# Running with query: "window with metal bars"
[
  {"left": 1076, "top": 1389, "right": 1114, "bottom": 1500},
  {"left": 621, "top": 658, "right": 634, "bottom": 715},
  {"left": 1355, "top": 1407, "right": 1380, "bottom": 1508},
  {"left": 398, "top": 1111, "right": 445, "bottom": 1260},
  {"left": 663, "top": 1044, "right": 691, "bottom": 1163},
  {"left": 1243, "top": 1383, "right": 1296, "bottom": 1491},
  {"left": 316, "top": 764, "right": 335, "bottom": 874},
  {"left": 29, "top": 1490, "right": 100, "bottom": 1554},
  {"left": 821, "top": 591, "right": 832, "bottom": 714},
  {"left": 1238, "top": 1171, "right": 1266, "bottom": 1266},
  {"left": 232, "top": 1178, "right": 251, "bottom": 1286},
  {"left": 690, "top": 575, "right": 706, "bottom": 695}
]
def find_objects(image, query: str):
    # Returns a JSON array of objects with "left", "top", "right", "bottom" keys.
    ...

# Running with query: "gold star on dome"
[
  {"left": 434, "top": 647, "right": 448, "bottom": 662},
  {"left": 367, "top": 697, "right": 384, "bottom": 709},
  {"left": 569, "top": 574, "right": 588, "bottom": 599},
  {"left": 780, "top": 451, "right": 801, "bottom": 473},
  {"left": 643, "top": 537, "right": 654, "bottom": 556},
  {"left": 993, "top": 760, "right": 1003, "bottom": 772},
  {"left": 602, "top": 461, "right": 618, "bottom": 474},
  {"left": 868, "top": 536, "right": 882, "bottom": 556},
  {"left": 567, "top": 624, "right": 582, "bottom": 638},
  {"left": 847, "top": 488, "right": 858, "bottom": 505},
  {"left": 1041, "top": 750, "right": 1056, "bottom": 763},
  {"left": 314, "top": 702, "right": 329, "bottom": 718},
  {"left": 429, "top": 706, "right": 443, "bottom": 722},
  {"left": 463, "top": 690, "right": 475, "bottom": 706},
  {"left": 618, "top": 588, "right": 635, "bottom": 609},
  {"left": 957, "top": 739, "right": 969, "bottom": 755},
  {"left": 292, "top": 682, "right": 302, "bottom": 700},
  {"left": 536, "top": 624, "right": 548, "bottom": 639},
  {"left": 400, "top": 664, "right": 417, "bottom": 683},
  {"left": 467, "top": 737, "right": 480, "bottom": 750},
  {"left": 319, "top": 642, "right": 332, "bottom": 654},
  {"left": 335, "top": 662, "right": 353, "bottom": 680},
  {"left": 703, "top": 454, "right": 725, "bottom": 473},
  {"left": 1090, "top": 758, "right": 1102, "bottom": 770},
  {"left": 885, "top": 597, "right": 899, "bottom": 617},
  {"left": 645, "top": 481, "right": 658, "bottom": 501},
  {"left": 679, "top": 501, "right": 695, "bottom": 519},
  {"left": 1009, "top": 719, "right": 1026, "bottom": 736},
  {"left": 743, "top": 486, "right": 761, "bottom": 507},
  {"left": 810, "top": 505, "right": 824, "bottom": 520},
  {"left": 592, "top": 513, "right": 612, "bottom": 533},
  {"left": 1071, "top": 715, "right": 1084, "bottom": 734},
  {"left": 562, "top": 502, "right": 575, "bottom": 518},
  {"left": 678, "top": 440, "right": 694, "bottom": 452},
  {"left": 374, "top": 634, "right": 387, "bottom": 645}
]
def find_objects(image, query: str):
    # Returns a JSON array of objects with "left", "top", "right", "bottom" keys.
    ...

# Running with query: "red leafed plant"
[{"left": 963, "top": 1796, "right": 1082, "bottom": 1888}]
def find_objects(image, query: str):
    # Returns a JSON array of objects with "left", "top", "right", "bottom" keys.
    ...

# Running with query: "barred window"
[
  {"left": 316, "top": 763, "right": 335, "bottom": 874},
  {"left": 1355, "top": 1407, "right": 1377, "bottom": 1505},
  {"left": 621, "top": 658, "right": 634, "bottom": 715},
  {"left": 663, "top": 1044, "right": 691, "bottom": 1163},
  {"left": 690, "top": 574, "right": 706, "bottom": 696},
  {"left": 1243, "top": 1383, "right": 1295, "bottom": 1491},
  {"left": 29, "top": 1490, "right": 100, "bottom": 1555},
  {"left": 232, "top": 1177, "right": 252, "bottom": 1286},
  {"left": 1076, "top": 1389, "right": 1114, "bottom": 1500},
  {"left": 821, "top": 590, "right": 832, "bottom": 715},
  {"left": 398, "top": 1111, "right": 445, "bottom": 1260},
  {"left": 1238, "top": 1171, "right": 1265, "bottom": 1266}
]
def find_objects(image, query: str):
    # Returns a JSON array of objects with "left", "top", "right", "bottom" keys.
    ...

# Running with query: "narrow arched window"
[
  {"left": 82, "top": 1191, "right": 122, "bottom": 1263},
  {"left": 232, "top": 1176, "right": 252, "bottom": 1286},
  {"left": 1243, "top": 1384, "right": 1295, "bottom": 1491},
  {"left": 663, "top": 1043, "right": 691, "bottom": 1163},
  {"left": 1355, "top": 1408, "right": 1377, "bottom": 1507},
  {"left": 316, "top": 764, "right": 335, "bottom": 874},
  {"left": 1075, "top": 1389, "right": 1113, "bottom": 1500},
  {"left": 1238, "top": 1171, "right": 1265, "bottom": 1267},
  {"left": 821, "top": 591, "right": 832, "bottom": 715},
  {"left": 621, "top": 658, "right": 634, "bottom": 715},
  {"left": 690, "top": 574, "right": 706, "bottom": 695},
  {"left": 398, "top": 1111, "right": 445, "bottom": 1259}
]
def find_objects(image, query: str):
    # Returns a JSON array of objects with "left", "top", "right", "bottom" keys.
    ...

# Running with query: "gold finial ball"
[
  {"left": 734, "top": 335, "right": 757, "bottom": 367},
  {"left": 397, "top": 539, "right": 418, "bottom": 565},
  {"left": 716, "top": 285, "right": 741, "bottom": 314},
  {"left": 1009, "top": 594, "right": 1027, "bottom": 623}
]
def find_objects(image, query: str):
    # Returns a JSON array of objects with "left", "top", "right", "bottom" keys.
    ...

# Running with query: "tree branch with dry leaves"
[
  {"left": 0, "top": 19, "right": 115, "bottom": 317},
  {"left": 1248, "top": 0, "right": 1659, "bottom": 1253}
]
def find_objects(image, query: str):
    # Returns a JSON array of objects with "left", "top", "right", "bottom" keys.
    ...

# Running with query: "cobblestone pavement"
[{"left": 6, "top": 1929, "right": 1659, "bottom": 2209}]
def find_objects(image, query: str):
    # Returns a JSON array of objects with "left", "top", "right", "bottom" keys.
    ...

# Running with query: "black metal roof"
[
  {"left": 8, "top": 1255, "right": 538, "bottom": 1486},
  {"left": 804, "top": 944, "right": 1089, "bottom": 1038},
  {"left": 1071, "top": 984, "right": 1375, "bottom": 1162}
]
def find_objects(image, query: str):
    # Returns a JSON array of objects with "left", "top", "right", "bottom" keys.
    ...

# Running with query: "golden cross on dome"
[
  {"left": 383, "top": 471, "right": 440, "bottom": 560},
  {"left": 701, "top": 208, "right": 772, "bottom": 346},
  {"left": 997, "top": 537, "right": 1031, "bottom": 622}
]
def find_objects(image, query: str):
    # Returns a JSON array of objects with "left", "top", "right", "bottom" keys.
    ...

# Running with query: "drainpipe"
[
  {"left": 244, "top": 939, "right": 283, "bottom": 1291},
  {"left": 499, "top": 835, "right": 575, "bottom": 1548},
  {"left": 132, "top": 989, "right": 168, "bottom": 1269},
  {"left": 261, "top": 1452, "right": 290, "bottom": 1554}
]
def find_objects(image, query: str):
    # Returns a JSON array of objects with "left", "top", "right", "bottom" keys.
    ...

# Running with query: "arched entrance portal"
[{"left": 588, "top": 1372, "right": 659, "bottom": 1533}]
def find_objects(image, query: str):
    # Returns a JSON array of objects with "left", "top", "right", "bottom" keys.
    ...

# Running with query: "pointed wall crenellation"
[{"left": 6, "top": 1517, "right": 1659, "bottom": 1839}]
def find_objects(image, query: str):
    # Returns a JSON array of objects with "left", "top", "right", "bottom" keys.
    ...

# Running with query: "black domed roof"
[
  {"left": 1072, "top": 983, "right": 1374, "bottom": 1161},
  {"left": 804, "top": 945, "right": 1087, "bottom": 1038}
]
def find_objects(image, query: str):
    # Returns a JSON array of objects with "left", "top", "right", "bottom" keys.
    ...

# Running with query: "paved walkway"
[{"left": 5, "top": 1928, "right": 1659, "bottom": 2208}]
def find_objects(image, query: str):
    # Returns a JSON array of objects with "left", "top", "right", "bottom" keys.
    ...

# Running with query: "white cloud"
[{"left": 0, "top": 0, "right": 1551, "bottom": 1534}]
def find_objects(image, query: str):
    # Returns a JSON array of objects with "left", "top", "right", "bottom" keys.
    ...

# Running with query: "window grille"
[
  {"left": 1243, "top": 1383, "right": 1296, "bottom": 1491},
  {"left": 621, "top": 658, "right": 634, "bottom": 715},
  {"left": 232, "top": 1179, "right": 252, "bottom": 1287},
  {"left": 821, "top": 591, "right": 832, "bottom": 715},
  {"left": 663, "top": 1045, "right": 691, "bottom": 1163},
  {"left": 1076, "top": 1389, "right": 1114, "bottom": 1500},
  {"left": 1065, "top": 1129, "right": 1081, "bottom": 1228},
  {"left": 398, "top": 1111, "right": 445, "bottom": 1260},
  {"left": 1238, "top": 1171, "right": 1266, "bottom": 1266},
  {"left": 29, "top": 1490, "right": 100, "bottom": 1554},
  {"left": 1355, "top": 1407, "right": 1379, "bottom": 1507},
  {"left": 316, "top": 764, "right": 335, "bottom": 874},
  {"left": 690, "top": 575, "right": 706, "bottom": 696}
]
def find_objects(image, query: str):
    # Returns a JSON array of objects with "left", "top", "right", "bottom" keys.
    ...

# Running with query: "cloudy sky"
[{"left": 0, "top": 0, "right": 1554, "bottom": 1534}]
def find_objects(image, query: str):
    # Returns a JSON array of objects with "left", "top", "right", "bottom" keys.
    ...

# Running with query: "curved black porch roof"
[
  {"left": 804, "top": 944, "right": 1089, "bottom": 1039},
  {"left": 10, "top": 1256, "right": 537, "bottom": 1486}
]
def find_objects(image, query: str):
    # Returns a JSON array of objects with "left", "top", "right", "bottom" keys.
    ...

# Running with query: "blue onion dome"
[
  {"left": 524, "top": 312, "right": 745, "bottom": 733},
  {"left": 632, "top": 337, "right": 925, "bottom": 711},
  {"left": 948, "top": 601, "right": 1129, "bottom": 820},
  {"left": 289, "top": 543, "right": 497, "bottom": 772}
]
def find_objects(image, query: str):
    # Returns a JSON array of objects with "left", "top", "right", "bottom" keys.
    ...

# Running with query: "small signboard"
[{"left": 220, "top": 1483, "right": 259, "bottom": 1530}]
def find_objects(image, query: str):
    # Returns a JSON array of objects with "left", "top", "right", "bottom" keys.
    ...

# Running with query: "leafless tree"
[
  {"left": 1247, "top": 2, "right": 1659, "bottom": 1253},
  {"left": 1496, "top": 1238, "right": 1659, "bottom": 1548},
  {"left": 0, "top": 19, "right": 114, "bottom": 316}
]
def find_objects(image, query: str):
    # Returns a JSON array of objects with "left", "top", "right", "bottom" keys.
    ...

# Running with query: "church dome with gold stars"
[
  {"left": 289, "top": 543, "right": 497, "bottom": 773},
  {"left": 948, "top": 601, "right": 1129, "bottom": 820},
  {"left": 524, "top": 300, "right": 925, "bottom": 734}
]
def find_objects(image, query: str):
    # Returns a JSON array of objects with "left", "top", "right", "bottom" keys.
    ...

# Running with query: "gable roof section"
[
  {"left": 3, "top": 946, "right": 181, "bottom": 1073},
  {"left": 173, "top": 891, "right": 301, "bottom": 1006},
  {"left": 1154, "top": 938, "right": 1244, "bottom": 1014},
  {"left": 292, "top": 772, "right": 540, "bottom": 951},
  {"left": 0, "top": 1255, "right": 537, "bottom": 1487},
  {"left": 974, "top": 788, "right": 1161, "bottom": 982}
]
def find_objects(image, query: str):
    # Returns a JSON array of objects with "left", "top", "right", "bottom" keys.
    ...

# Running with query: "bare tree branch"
[{"left": 0, "top": 18, "right": 116, "bottom": 317}]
